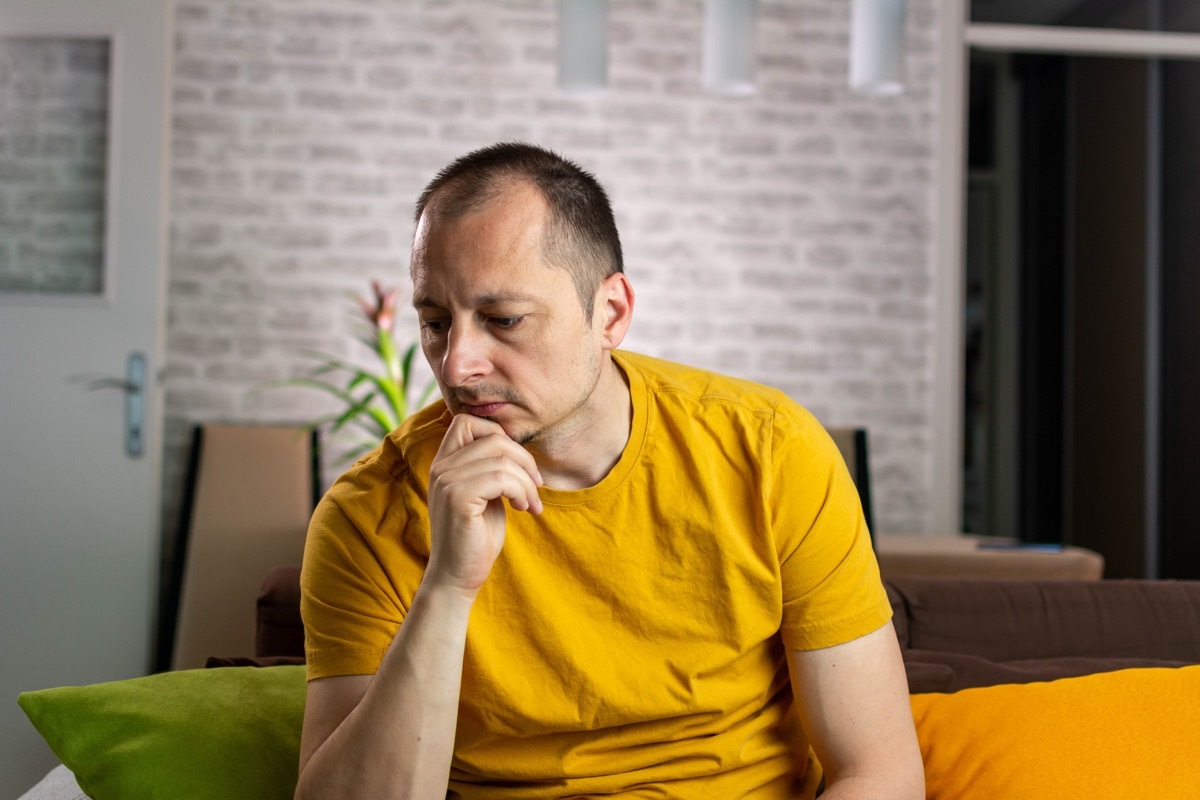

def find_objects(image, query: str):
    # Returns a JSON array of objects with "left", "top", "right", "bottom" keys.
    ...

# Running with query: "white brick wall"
[{"left": 164, "top": 0, "right": 941, "bottom": 538}]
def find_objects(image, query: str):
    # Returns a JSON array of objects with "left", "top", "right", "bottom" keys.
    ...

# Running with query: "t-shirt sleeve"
[
  {"left": 300, "top": 460, "right": 424, "bottom": 680},
  {"left": 769, "top": 403, "right": 892, "bottom": 652}
]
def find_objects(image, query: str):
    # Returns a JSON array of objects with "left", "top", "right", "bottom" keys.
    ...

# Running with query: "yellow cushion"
[{"left": 910, "top": 665, "right": 1200, "bottom": 799}]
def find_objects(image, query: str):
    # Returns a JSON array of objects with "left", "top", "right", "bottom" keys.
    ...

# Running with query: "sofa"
[{"left": 18, "top": 567, "right": 1200, "bottom": 799}]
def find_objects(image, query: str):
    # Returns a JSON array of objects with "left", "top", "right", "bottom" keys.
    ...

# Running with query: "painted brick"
[
  {"left": 346, "top": 38, "right": 436, "bottom": 60},
  {"left": 360, "top": 65, "right": 409, "bottom": 92},
  {"left": 212, "top": 86, "right": 289, "bottom": 110},
  {"left": 164, "top": 0, "right": 943, "bottom": 536},
  {"left": 274, "top": 36, "right": 342, "bottom": 59},
  {"left": 175, "top": 57, "right": 241, "bottom": 83},
  {"left": 296, "top": 89, "right": 390, "bottom": 112}
]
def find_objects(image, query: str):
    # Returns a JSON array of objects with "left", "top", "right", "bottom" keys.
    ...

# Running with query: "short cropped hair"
[{"left": 413, "top": 142, "right": 624, "bottom": 316}]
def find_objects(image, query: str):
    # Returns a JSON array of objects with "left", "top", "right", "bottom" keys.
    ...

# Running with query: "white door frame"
[{"left": 931, "top": 8, "right": 1200, "bottom": 534}]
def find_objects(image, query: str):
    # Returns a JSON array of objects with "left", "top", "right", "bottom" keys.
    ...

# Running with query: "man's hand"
[
  {"left": 295, "top": 415, "right": 543, "bottom": 800},
  {"left": 425, "top": 414, "right": 543, "bottom": 596}
]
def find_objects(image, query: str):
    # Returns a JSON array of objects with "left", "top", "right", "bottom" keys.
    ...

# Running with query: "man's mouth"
[{"left": 460, "top": 401, "right": 509, "bottom": 416}]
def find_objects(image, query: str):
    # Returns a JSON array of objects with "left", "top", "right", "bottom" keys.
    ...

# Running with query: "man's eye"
[
  {"left": 421, "top": 319, "right": 449, "bottom": 334},
  {"left": 490, "top": 316, "right": 524, "bottom": 329}
]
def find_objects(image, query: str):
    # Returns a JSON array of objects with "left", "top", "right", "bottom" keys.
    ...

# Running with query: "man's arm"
[
  {"left": 787, "top": 622, "right": 924, "bottom": 800},
  {"left": 294, "top": 415, "right": 543, "bottom": 799}
]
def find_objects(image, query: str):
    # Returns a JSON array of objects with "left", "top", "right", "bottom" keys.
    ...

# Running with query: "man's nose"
[{"left": 442, "top": 323, "right": 491, "bottom": 386}]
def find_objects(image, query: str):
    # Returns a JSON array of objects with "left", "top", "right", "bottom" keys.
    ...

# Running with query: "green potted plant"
[{"left": 275, "top": 280, "right": 437, "bottom": 465}]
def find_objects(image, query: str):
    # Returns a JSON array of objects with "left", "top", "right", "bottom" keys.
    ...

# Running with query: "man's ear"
[{"left": 595, "top": 272, "right": 634, "bottom": 351}]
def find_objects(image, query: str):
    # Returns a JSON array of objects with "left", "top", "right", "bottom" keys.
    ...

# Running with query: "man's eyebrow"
[{"left": 412, "top": 292, "right": 538, "bottom": 310}]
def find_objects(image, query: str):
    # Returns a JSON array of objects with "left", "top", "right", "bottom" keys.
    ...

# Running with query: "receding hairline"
[
  {"left": 410, "top": 146, "right": 622, "bottom": 316},
  {"left": 411, "top": 176, "right": 555, "bottom": 270},
  {"left": 416, "top": 172, "right": 545, "bottom": 229}
]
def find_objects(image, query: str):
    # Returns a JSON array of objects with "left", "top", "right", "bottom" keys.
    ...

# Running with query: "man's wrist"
[{"left": 416, "top": 576, "right": 481, "bottom": 614}]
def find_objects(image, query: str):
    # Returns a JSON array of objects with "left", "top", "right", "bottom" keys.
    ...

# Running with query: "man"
[{"left": 295, "top": 143, "right": 923, "bottom": 799}]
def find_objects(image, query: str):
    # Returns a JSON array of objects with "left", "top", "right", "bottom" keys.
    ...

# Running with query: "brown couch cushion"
[
  {"left": 886, "top": 576, "right": 1200, "bottom": 663},
  {"left": 902, "top": 649, "right": 1193, "bottom": 694}
]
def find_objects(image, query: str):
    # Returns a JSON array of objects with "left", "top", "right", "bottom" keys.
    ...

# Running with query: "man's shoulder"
[
  {"left": 616, "top": 350, "right": 800, "bottom": 415},
  {"left": 615, "top": 350, "right": 829, "bottom": 454}
]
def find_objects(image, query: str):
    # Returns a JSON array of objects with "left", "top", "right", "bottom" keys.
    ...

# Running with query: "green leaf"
[
  {"left": 309, "top": 411, "right": 388, "bottom": 442},
  {"left": 331, "top": 392, "right": 378, "bottom": 433},
  {"left": 401, "top": 342, "right": 418, "bottom": 386},
  {"left": 268, "top": 377, "right": 358, "bottom": 406},
  {"left": 373, "top": 328, "right": 406, "bottom": 422}
]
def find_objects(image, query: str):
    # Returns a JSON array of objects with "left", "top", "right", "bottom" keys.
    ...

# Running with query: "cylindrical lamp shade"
[
  {"left": 703, "top": 0, "right": 758, "bottom": 96},
  {"left": 558, "top": 0, "right": 608, "bottom": 93},
  {"left": 849, "top": 0, "right": 907, "bottom": 96}
]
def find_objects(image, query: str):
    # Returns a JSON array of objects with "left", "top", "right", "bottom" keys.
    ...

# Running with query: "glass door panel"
[{"left": 0, "top": 36, "right": 109, "bottom": 295}]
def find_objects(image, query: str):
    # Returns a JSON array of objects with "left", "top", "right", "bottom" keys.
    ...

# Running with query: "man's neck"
[{"left": 529, "top": 357, "right": 632, "bottom": 491}]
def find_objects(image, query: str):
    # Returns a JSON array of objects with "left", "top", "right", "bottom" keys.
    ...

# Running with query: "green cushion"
[{"left": 18, "top": 665, "right": 305, "bottom": 800}]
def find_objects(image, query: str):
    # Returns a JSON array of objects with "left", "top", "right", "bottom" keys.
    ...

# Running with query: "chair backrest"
[
  {"left": 157, "top": 424, "right": 319, "bottom": 671},
  {"left": 826, "top": 427, "right": 874, "bottom": 539}
]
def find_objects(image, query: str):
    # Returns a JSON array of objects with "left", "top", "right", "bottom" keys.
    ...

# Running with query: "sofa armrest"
[{"left": 256, "top": 565, "right": 304, "bottom": 659}]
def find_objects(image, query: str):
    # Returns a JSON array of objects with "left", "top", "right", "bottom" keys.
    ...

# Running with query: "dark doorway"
[{"left": 963, "top": 49, "right": 1200, "bottom": 579}]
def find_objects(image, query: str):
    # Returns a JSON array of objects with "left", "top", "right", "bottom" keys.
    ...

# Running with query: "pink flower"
[{"left": 358, "top": 280, "right": 397, "bottom": 335}]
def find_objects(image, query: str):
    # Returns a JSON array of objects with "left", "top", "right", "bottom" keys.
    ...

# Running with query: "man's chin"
[
  {"left": 502, "top": 422, "right": 538, "bottom": 446},
  {"left": 513, "top": 428, "right": 539, "bottom": 446}
]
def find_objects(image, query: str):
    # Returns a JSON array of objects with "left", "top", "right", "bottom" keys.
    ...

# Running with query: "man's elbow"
[
  {"left": 894, "top": 763, "right": 925, "bottom": 800},
  {"left": 873, "top": 751, "right": 925, "bottom": 800}
]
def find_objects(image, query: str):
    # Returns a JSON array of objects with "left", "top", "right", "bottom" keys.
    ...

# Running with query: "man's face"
[{"left": 411, "top": 182, "right": 607, "bottom": 448}]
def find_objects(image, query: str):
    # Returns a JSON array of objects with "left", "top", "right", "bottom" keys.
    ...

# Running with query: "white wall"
[{"left": 163, "top": 0, "right": 943, "bottom": 539}]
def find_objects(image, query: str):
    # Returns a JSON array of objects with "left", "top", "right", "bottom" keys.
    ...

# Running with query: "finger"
[
  {"left": 435, "top": 425, "right": 543, "bottom": 488},
  {"left": 445, "top": 433, "right": 542, "bottom": 489},
  {"left": 437, "top": 456, "right": 543, "bottom": 515},
  {"left": 435, "top": 413, "right": 508, "bottom": 459}
]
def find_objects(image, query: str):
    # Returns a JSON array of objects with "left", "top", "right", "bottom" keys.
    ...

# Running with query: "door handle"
[{"left": 86, "top": 352, "right": 146, "bottom": 458}]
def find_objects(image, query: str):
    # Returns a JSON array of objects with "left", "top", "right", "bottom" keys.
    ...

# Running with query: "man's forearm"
[
  {"left": 295, "top": 580, "right": 475, "bottom": 799},
  {"left": 819, "top": 774, "right": 925, "bottom": 800}
]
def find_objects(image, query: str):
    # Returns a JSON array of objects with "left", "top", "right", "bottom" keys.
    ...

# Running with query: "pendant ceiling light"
[
  {"left": 849, "top": 0, "right": 907, "bottom": 96},
  {"left": 702, "top": 0, "right": 758, "bottom": 96},
  {"left": 558, "top": 0, "right": 608, "bottom": 93}
]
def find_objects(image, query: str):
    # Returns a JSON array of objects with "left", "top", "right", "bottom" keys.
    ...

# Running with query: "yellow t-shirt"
[{"left": 301, "top": 350, "right": 891, "bottom": 799}]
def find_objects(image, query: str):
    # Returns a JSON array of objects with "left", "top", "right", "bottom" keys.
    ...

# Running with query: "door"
[{"left": 0, "top": 1, "right": 170, "bottom": 794}]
